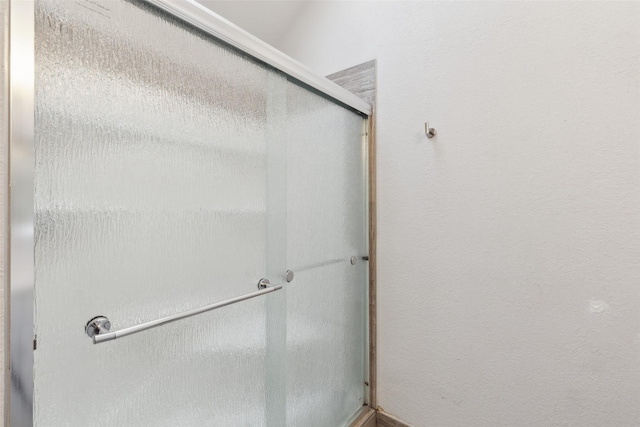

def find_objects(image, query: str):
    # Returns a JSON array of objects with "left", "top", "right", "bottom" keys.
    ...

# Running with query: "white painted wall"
[
  {"left": 274, "top": 2, "right": 640, "bottom": 426},
  {"left": 195, "top": 1, "right": 308, "bottom": 47}
]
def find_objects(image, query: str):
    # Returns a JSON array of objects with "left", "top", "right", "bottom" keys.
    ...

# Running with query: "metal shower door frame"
[
  {"left": 5, "top": 0, "right": 374, "bottom": 425},
  {"left": 8, "top": 0, "right": 35, "bottom": 425}
]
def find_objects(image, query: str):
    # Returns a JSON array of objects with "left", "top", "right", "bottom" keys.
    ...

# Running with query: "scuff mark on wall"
[{"left": 588, "top": 300, "right": 609, "bottom": 314}]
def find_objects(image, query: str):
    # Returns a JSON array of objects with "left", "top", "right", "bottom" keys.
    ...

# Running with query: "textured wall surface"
[{"left": 275, "top": 2, "right": 640, "bottom": 426}]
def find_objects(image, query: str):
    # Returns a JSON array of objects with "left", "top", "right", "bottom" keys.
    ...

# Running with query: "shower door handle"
[{"left": 86, "top": 279, "right": 282, "bottom": 344}]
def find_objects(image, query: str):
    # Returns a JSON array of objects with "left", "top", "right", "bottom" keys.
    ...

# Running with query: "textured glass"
[
  {"left": 34, "top": 1, "right": 286, "bottom": 425},
  {"left": 34, "top": 0, "right": 367, "bottom": 425},
  {"left": 285, "top": 83, "right": 368, "bottom": 426}
]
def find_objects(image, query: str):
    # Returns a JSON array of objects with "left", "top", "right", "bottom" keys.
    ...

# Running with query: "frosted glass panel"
[
  {"left": 34, "top": 1, "right": 286, "bottom": 425},
  {"left": 286, "top": 83, "right": 368, "bottom": 426},
  {"left": 33, "top": 0, "right": 367, "bottom": 425}
]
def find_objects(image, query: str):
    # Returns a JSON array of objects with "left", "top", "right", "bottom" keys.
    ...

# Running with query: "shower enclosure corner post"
[
  {"left": 367, "top": 111, "right": 377, "bottom": 411},
  {"left": 7, "top": 0, "right": 36, "bottom": 425}
]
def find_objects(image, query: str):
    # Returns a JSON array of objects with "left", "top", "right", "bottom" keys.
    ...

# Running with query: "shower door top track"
[{"left": 145, "top": 0, "right": 372, "bottom": 117}]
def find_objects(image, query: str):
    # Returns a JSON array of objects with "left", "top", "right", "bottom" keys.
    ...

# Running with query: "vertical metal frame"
[
  {"left": 362, "top": 116, "right": 375, "bottom": 406},
  {"left": 8, "top": 0, "right": 35, "bottom": 425},
  {"left": 366, "top": 111, "right": 377, "bottom": 411}
]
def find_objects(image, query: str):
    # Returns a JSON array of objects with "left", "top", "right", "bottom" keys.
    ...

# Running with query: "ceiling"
[{"left": 195, "top": 1, "right": 309, "bottom": 47}]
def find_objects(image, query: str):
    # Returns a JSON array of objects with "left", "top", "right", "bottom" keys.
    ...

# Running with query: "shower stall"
[{"left": 5, "top": 0, "right": 374, "bottom": 426}]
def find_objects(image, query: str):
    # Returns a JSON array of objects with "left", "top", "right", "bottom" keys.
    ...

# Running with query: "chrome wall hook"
[{"left": 425, "top": 122, "right": 437, "bottom": 138}]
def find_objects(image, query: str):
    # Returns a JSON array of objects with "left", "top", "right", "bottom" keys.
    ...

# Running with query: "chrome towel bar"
[{"left": 87, "top": 279, "right": 282, "bottom": 344}]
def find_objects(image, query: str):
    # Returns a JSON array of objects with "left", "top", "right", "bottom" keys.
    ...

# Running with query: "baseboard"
[
  {"left": 376, "top": 409, "right": 413, "bottom": 427},
  {"left": 350, "top": 407, "right": 377, "bottom": 427}
]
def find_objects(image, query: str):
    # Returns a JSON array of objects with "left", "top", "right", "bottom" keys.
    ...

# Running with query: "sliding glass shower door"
[
  {"left": 34, "top": 1, "right": 288, "bottom": 425},
  {"left": 31, "top": 1, "right": 367, "bottom": 426}
]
